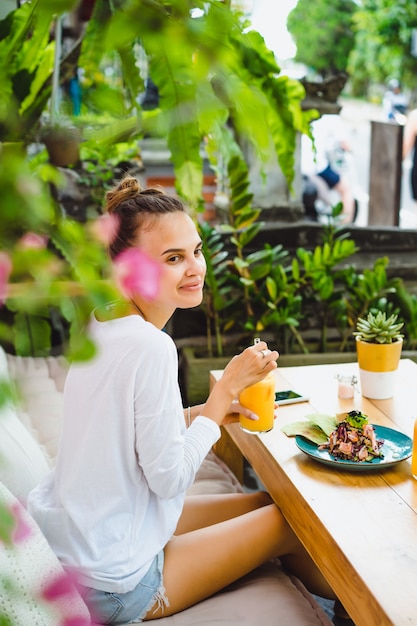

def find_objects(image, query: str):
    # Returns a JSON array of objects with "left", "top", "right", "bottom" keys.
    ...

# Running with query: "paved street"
[{"left": 339, "top": 98, "right": 417, "bottom": 228}]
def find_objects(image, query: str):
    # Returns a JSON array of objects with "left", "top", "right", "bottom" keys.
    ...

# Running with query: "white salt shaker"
[{"left": 336, "top": 374, "right": 357, "bottom": 399}]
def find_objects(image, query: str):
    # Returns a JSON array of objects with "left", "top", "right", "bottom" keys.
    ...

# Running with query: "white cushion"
[
  {"left": 5, "top": 353, "right": 69, "bottom": 461},
  {"left": 0, "top": 348, "right": 51, "bottom": 504},
  {"left": 0, "top": 405, "right": 51, "bottom": 504},
  {"left": 0, "top": 480, "right": 91, "bottom": 625}
]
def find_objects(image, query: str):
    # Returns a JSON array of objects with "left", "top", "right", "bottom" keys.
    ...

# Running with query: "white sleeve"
[{"left": 132, "top": 335, "right": 220, "bottom": 499}]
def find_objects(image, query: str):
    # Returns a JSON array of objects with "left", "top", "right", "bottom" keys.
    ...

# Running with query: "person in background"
[
  {"left": 382, "top": 79, "right": 408, "bottom": 122},
  {"left": 402, "top": 107, "right": 417, "bottom": 216},
  {"left": 301, "top": 114, "right": 356, "bottom": 223},
  {"left": 27, "top": 177, "right": 337, "bottom": 624}
]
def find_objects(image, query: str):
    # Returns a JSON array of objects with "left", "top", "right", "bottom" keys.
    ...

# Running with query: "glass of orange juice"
[{"left": 239, "top": 372, "right": 275, "bottom": 434}]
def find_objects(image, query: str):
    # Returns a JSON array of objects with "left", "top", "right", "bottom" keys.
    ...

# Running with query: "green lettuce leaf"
[{"left": 281, "top": 413, "right": 338, "bottom": 445}]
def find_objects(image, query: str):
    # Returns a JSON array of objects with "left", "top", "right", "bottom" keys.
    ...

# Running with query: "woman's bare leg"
[
  {"left": 145, "top": 496, "right": 336, "bottom": 620},
  {"left": 335, "top": 177, "right": 355, "bottom": 222},
  {"left": 175, "top": 491, "right": 273, "bottom": 534}
]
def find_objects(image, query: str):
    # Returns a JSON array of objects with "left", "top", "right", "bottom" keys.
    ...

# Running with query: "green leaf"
[
  {"left": 281, "top": 422, "right": 329, "bottom": 445},
  {"left": 305, "top": 413, "right": 338, "bottom": 436},
  {"left": 0, "top": 504, "right": 15, "bottom": 546},
  {"left": 266, "top": 276, "right": 277, "bottom": 301},
  {"left": 281, "top": 413, "right": 337, "bottom": 444},
  {"left": 14, "top": 313, "right": 51, "bottom": 357},
  {"left": 117, "top": 45, "right": 144, "bottom": 106},
  {"left": 175, "top": 160, "right": 203, "bottom": 205},
  {"left": 292, "top": 258, "right": 300, "bottom": 280}
]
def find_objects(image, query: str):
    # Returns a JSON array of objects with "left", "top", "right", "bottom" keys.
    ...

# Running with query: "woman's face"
[{"left": 135, "top": 211, "right": 206, "bottom": 321}]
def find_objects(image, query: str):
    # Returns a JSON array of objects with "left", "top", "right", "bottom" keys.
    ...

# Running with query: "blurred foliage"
[
  {"left": 287, "top": 0, "right": 417, "bottom": 97},
  {"left": 0, "top": 0, "right": 312, "bottom": 202},
  {"left": 0, "top": 0, "right": 314, "bottom": 361},
  {"left": 0, "top": 144, "right": 119, "bottom": 359},
  {"left": 349, "top": 0, "right": 417, "bottom": 93},
  {"left": 287, "top": 0, "right": 357, "bottom": 79}
]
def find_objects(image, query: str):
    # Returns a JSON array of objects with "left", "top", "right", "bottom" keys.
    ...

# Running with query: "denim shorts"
[
  {"left": 318, "top": 164, "right": 341, "bottom": 189},
  {"left": 79, "top": 551, "right": 168, "bottom": 624}
]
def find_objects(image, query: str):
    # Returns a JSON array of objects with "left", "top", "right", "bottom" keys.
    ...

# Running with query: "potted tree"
[{"left": 353, "top": 310, "right": 404, "bottom": 399}]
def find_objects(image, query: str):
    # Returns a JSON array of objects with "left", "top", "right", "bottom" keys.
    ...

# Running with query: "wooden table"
[{"left": 210, "top": 359, "right": 417, "bottom": 626}]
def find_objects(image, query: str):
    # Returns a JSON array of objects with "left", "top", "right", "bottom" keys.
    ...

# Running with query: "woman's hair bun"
[
  {"left": 118, "top": 176, "right": 142, "bottom": 193},
  {"left": 105, "top": 175, "right": 142, "bottom": 214}
]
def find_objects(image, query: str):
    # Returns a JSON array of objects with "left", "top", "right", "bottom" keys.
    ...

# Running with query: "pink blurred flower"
[
  {"left": 90, "top": 214, "right": 119, "bottom": 245},
  {"left": 18, "top": 232, "right": 48, "bottom": 249},
  {"left": 0, "top": 252, "right": 12, "bottom": 305},
  {"left": 10, "top": 502, "right": 32, "bottom": 543},
  {"left": 62, "top": 617, "right": 92, "bottom": 626},
  {"left": 41, "top": 571, "right": 78, "bottom": 601},
  {"left": 113, "top": 247, "right": 161, "bottom": 301},
  {"left": 41, "top": 572, "right": 94, "bottom": 625}
]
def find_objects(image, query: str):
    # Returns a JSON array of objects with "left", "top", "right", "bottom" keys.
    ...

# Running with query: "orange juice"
[
  {"left": 412, "top": 419, "right": 417, "bottom": 479},
  {"left": 239, "top": 372, "right": 275, "bottom": 434}
]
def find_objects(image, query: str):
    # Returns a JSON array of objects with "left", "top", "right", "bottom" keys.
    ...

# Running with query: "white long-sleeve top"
[{"left": 28, "top": 313, "right": 220, "bottom": 593}]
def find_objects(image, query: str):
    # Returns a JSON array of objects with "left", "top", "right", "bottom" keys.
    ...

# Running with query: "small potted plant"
[
  {"left": 353, "top": 310, "right": 404, "bottom": 399},
  {"left": 40, "top": 118, "right": 82, "bottom": 168}
]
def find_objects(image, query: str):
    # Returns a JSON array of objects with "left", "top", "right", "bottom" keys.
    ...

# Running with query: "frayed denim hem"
[
  {"left": 131, "top": 551, "right": 170, "bottom": 623},
  {"left": 79, "top": 551, "right": 168, "bottom": 625}
]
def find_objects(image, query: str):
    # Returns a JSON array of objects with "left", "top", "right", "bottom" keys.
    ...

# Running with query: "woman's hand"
[
  {"left": 220, "top": 340, "right": 279, "bottom": 399},
  {"left": 201, "top": 340, "right": 279, "bottom": 427},
  {"left": 221, "top": 399, "right": 257, "bottom": 425},
  {"left": 221, "top": 399, "right": 279, "bottom": 425}
]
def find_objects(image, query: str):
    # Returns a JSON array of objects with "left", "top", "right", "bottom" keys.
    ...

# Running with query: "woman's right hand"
[
  {"left": 221, "top": 341, "right": 279, "bottom": 398},
  {"left": 201, "top": 341, "right": 279, "bottom": 426}
]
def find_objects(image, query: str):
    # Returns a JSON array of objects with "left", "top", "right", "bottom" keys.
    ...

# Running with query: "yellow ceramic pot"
[{"left": 356, "top": 337, "right": 403, "bottom": 399}]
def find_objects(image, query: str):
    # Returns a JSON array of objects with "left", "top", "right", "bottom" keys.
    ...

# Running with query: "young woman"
[{"left": 28, "top": 176, "right": 336, "bottom": 624}]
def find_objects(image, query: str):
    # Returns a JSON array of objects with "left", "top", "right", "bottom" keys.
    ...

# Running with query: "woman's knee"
[{"left": 250, "top": 490, "right": 274, "bottom": 508}]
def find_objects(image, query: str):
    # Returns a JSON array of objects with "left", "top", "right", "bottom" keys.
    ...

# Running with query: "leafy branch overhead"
[
  {"left": 92, "top": 0, "right": 312, "bottom": 203},
  {"left": 0, "top": 0, "right": 313, "bottom": 360}
]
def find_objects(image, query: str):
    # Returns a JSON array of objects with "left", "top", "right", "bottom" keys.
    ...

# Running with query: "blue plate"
[{"left": 295, "top": 425, "right": 413, "bottom": 471}]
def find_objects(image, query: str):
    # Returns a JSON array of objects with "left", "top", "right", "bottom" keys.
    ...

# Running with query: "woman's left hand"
[{"left": 221, "top": 399, "right": 278, "bottom": 425}]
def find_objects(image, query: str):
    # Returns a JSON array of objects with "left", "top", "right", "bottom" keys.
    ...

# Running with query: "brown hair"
[{"left": 104, "top": 176, "right": 186, "bottom": 259}]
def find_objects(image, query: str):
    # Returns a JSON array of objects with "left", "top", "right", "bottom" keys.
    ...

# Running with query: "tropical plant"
[
  {"left": 197, "top": 154, "right": 269, "bottom": 357},
  {"left": 77, "top": 0, "right": 315, "bottom": 206},
  {"left": 353, "top": 310, "right": 404, "bottom": 344},
  {"left": 245, "top": 209, "right": 355, "bottom": 354},
  {"left": 197, "top": 154, "right": 292, "bottom": 357},
  {"left": 198, "top": 221, "right": 235, "bottom": 358},
  {"left": 196, "top": 191, "right": 417, "bottom": 358},
  {"left": 220, "top": 154, "right": 261, "bottom": 324}
]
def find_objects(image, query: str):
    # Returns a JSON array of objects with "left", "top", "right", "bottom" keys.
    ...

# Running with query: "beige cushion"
[
  {"left": 187, "top": 450, "right": 243, "bottom": 495},
  {"left": 127, "top": 561, "right": 331, "bottom": 626},
  {"left": 0, "top": 480, "right": 91, "bottom": 625}
]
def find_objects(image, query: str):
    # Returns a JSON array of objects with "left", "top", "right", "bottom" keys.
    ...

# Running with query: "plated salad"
[{"left": 319, "top": 410, "right": 384, "bottom": 462}]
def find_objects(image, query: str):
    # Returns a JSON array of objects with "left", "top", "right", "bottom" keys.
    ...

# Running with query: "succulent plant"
[{"left": 353, "top": 311, "right": 404, "bottom": 344}]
